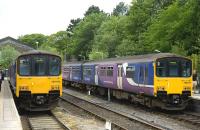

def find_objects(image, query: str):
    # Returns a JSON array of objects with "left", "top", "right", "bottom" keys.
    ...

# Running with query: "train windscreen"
[
  {"left": 18, "top": 54, "right": 61, "bottom": 76},
  {"left": 156, "top": 57, "right": 192, "bottom": 77},
  {"left": 49, "top": 56, "right": 61, "bottom": 76},
  {"left": 19, "top": 56, "right": 31, "bottom": 76}
]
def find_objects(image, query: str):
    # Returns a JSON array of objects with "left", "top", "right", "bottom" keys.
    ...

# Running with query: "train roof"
[
  {"left": 18, "top": 50, "right": 60, "bottom": 57},
  {"left": 83, "top": 53, "right": 187, "bottom": 65},
  {"left": 63, "top": 61, "right": 84, "bottom": 66},
  {"left": 63, "top": 53, "right": 189, "bottom": 66}
]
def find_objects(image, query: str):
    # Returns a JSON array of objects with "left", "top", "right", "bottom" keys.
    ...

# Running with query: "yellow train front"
[
  {"left": 154, "top": 56, "right": 192, "bottom": 110},
  {"left": 8, "top": 51, "right": 62, "bottom": 111}
]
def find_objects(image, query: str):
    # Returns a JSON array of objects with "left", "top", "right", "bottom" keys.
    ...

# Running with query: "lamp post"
[
  {"left": 154, "top": 49, "right": 161, "bottom": 53},
  {"left": 35, "top": 41, "right": 39, "bottom": 49}
]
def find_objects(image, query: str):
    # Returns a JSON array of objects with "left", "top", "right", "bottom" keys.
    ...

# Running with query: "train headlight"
[
  {"left": 157, "top": 86, "right": 165, "bottom": 91},
  {"left": 51, "top": 85, "right": 59, "bottom": 90},
  {"left": 19, "top": 86, "right": 29, "bottom": 91},
  {"left": 183, "top": 86, "right": 191, "bottom": 91}
]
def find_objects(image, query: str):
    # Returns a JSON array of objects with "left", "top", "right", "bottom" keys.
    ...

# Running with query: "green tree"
[
  {"left": 112, "top": 2, "right": 129, "bottom": 16},
  {"left": 0, "top": 45, "right": 20, "bottom": 69},
  {"left": 66, "top": 18, "right": 81, "bottom": 36},
  {"left": 92, "top": 16, "right": 127, "bottom": 57},
  {"left": 89, "top": 50, "right": 108, "bottom": 60},
  {"left": 143, "top": 0, "right": 200, "bottom": 55},
  {"left": 72, "top": 13, "right": 107, "bottom": 59},
  {"left": 84, "top": 5, "right": 101, "bottom": 16},
  {"left": 44, "top": 31, "right": 71, "bottom": 56},
  {"left": 121, "top": 0, "right": 174, "bottom": 55},
  {"left": 18, "top": 34, "right": 47, "bottom": 49}
]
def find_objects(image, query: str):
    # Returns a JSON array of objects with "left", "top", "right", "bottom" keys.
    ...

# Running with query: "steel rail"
[{"left": 60, "top": 92, "right": 172, "bottom": 130}]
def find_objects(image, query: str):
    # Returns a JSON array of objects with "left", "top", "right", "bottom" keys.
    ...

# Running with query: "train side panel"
[
  {"left": 122, "top": 62, "right": 154, "bottom": 96},
  {"left": 71, "top": 65, "right": 82, "bottom": 83},
  {"left": 82, "top": 65, "right": 95, "bottom": 85},
  {"left": 98, "top": 64, "right": 117, "bottom": 89}
]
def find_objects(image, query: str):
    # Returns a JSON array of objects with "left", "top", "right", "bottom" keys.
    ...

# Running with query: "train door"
[
  {"left": 138, "top": 64, "right": 145, "bottom": 85},
  {"left": 95, "top": 66, "right": 98, "bottom": 85},
  {"left": 117, "top": 65, "right": 123, "bottom": 89},
  {"left": 144, "top": 64, "right": 148, "bottom": 86},
  {"left": 70, "top": 67, "right": 72, "bottom": 80}
]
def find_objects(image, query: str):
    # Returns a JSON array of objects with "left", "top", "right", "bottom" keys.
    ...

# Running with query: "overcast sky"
[{"left": 0, "top": 0, "right": 132, "bottom": 39}]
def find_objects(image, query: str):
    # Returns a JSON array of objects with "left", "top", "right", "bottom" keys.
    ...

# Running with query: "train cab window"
[
  {"left": 168, "top": 61, "right": 179, "bottom": 77},
  {"left": 156, "top": 61, "right": 166, "bottom": 77},
  {"left": 33, "top": 56, "right": 46, "bottom": 76},
  {"left": 181, "top": 61, "right": 191, "bottom": 77},
  {"left": 156, "top": 58, "right": 192, "bottom": 77},
  {"left": 126, "top": 66, "right": 135, "bottom": 78},
  {"left": 49, "top": 56, "right": 61, "bottom": 76},
  {"left": 19, "top": 57, "right": 31, "bottom": 76}
]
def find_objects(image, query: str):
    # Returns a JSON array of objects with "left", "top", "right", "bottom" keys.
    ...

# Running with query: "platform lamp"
[{"left": 35, "top": 41, "right": 39, "bottom": 49}]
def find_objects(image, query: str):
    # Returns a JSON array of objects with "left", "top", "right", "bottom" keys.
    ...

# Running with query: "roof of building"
[{"left": 0, "top": 36, "right": 34, "bottom": 52}]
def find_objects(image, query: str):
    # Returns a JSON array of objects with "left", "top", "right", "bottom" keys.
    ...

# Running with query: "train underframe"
[
  {"left": 63, "top": 80, "right": 191, "bottom": 110},
  {"left": 15, "top": 90, "right": 60, "bottom": 111}
]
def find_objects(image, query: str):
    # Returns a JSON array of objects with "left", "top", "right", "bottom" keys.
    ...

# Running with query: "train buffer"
[{"left": 0, "top": 81, "right": 22, "bottom": 130}]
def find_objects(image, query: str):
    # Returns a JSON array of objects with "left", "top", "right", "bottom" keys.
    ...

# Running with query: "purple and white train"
[{"left": 62, "top": 53, "right": 193, "bottom": 110}]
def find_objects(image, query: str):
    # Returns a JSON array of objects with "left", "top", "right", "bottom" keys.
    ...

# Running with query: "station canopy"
[{"left": 0, "top": 36, "right": 34, "bottom": 53}]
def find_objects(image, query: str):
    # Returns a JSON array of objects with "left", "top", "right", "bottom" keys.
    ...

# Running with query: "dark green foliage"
[
  {"left": 112, "top": 2, "right": 129, "bottom": 16},
  {"left": 84, "top": 5, "right": 102, "bottom": 16},
  {"left": 18, "top": 34, "right": 47, "bottom": 49},
  {"left": 66, "top": 18, "right": 81, "bottom": 36},
  {"left": 0, "top": 45, "right": 20, "bottom": 69},
  {"left": 144, "top": 0, "right": 200, "bottom": 55},
  {"left": 71, "top": 13, "right": 107, "bottom": 60},
  {"left": 45, "top": 31, "right": 71, "bottom": 56}
]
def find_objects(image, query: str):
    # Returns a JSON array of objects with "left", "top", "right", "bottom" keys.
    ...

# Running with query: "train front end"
[
  {"left": 16, "top": 53, "right": 62, "bottom": 111},
  {"left": 154, "top": 56, "right": 192, "bottom": 110}
]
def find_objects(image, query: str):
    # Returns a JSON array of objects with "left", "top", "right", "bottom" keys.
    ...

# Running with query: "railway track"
[
  {"left": 27, "top": 111, "right": 71, "bottom": 130},
  {"left": 168, "top": 111, "right": 200, "bottom": 126},
  {"left": 61, "top": 91, "right": 172, "bottom": 130}
]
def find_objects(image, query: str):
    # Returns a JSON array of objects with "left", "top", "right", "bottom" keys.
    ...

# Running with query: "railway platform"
[{"left": 0, "top": 80, "right": 22, "bottom": 130}]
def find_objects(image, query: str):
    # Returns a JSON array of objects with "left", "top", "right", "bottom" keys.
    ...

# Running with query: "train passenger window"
[
  {"left": 19, "top": 57, "right": 31, "bottom": 76},
  {"left": 126, "top": 66, "right": 135, "bottom": 78},
  {"left": 33, "top": 56, "right": 46, "bottom": 76},
  {"left": 83, "top": 68, "right": 92, "bottom": 76},
  {"left": 49, "top": 56, "right": 61, "bottom": 76},
  {"left": 72, "top": 67, "right": 80, "bottom": 76},
  {"left": 107, "top": 67, "right": 113, "bottom": 77},
  {"left": 156, "top": 61, "right": 166, "bottom": 77},
  {"left": 100, "top": 67, "right": 106, "bottom": 76},
  {"left": 168, "top": 61, "right": 179, "bottom": 77}
]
